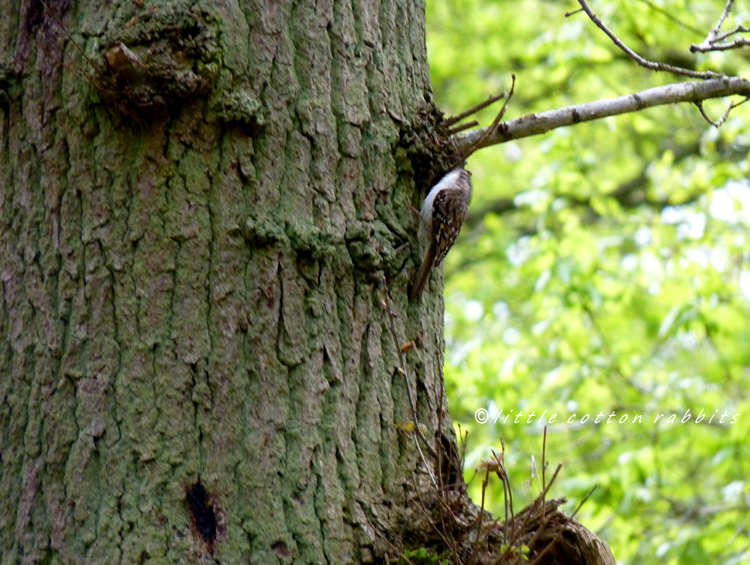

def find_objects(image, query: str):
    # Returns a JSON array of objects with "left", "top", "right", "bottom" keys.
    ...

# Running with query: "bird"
[{"left": 410, "top": 168, "right": 473, "bottom": 300}]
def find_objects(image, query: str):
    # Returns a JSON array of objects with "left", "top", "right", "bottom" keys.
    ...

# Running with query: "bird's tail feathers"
[{"left": 409, "top": 242, "right": 436, "bottom": 300}]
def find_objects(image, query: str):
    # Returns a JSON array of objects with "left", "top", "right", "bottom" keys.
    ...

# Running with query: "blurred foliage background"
[{"left": 427, "top": 0, "right": 750, "bottom": 563}]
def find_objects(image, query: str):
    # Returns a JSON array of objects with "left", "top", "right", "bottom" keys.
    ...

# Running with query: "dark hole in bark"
[
  {"left": 186, "top": 478, "right": 218, "bottom": 546},
  {"left": 272, "top": 542, "right": 291, "bottom": 557},
  {"left": 181, "top": 24, "right": 202, "bottom": 39}
]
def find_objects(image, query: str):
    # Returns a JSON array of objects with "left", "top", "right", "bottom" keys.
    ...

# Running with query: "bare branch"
[
  {"left": 692, "top": 37, "right": 750, "bottom": 52},
  {"left": 454, "top": 77, "right": 750, "bottom": 152},
  {"left": 576, "top": 0, "right": 721, "bottom": 79},
  {"left": 444, "top": 91, "right": 507, "bottom": 127},
  {"left": 689, "top": 0, "right": 750, "bottom": 52},
  {"left": 691, "top": 30, "right": 750, "bottom": 52}
]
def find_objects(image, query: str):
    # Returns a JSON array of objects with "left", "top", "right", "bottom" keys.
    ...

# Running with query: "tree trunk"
[{"left": 1, "top": 0, "right": 454, "bottom": 563}]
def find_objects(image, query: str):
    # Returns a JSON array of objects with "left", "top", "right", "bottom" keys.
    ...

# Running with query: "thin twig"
[
  {"left": 456, "top": 428, "right": 471, "bottom": 498},
  {"left": 714, "top": 25, "right": 750, "bottom": 43},
  {"left": 690, "top": 8, "right": 750, "bottom": 53},
  {"left": 691, "top": 35, "right": 750, "bottom": 52},
  {"left": 570, "top": 485, "right": 597, "bottom": 520},
  {"left": 41, "top": 0, "right": 140, "bottom": 106},
  {"left": 694, "top": 98, "right": 748, "bottom": 127},
  {"left": 472, "top": 75, "right": 516, "bottom": 153},
  {"left": 706, "top": 0, "right": 735, "bottom": 43},
  {"left": 501, "top": 469, "right": 509, "bottom": 546},
  {"left": 40, "top": 0, "right": 99, "bottom": 74},
  {"left": 541, "top": 464, "right": 562, "bottom": 501},
  {"left": 444, "top": 91, "right": 507, "bottom": 127},
  {"left": 541, "top": 427, "right": 548, "bottom": 529},
  {"left": 456, "top": 75, "right": 516, "bottom": 164},
  {"left": 458, "top": 424, "right": 468, "bottom": 473},
  {"left": 542, "top": 427, "right": 547, "bottom": 494},
  {"left": 493, "top": 447, "right": 515, "bottom": 543},
  {"left": 492, "top": 451, "right": 509, "bottom": 546},
  {"left": 468, "top": 466, "right": 491, "bottom": 565},
  {"left": 447, "top": 120, "right": 480, "bottom": 135},
  {"left": 576, "top": 0, "right": 721, "bottom": 79},
  {"left": 531, "top": 455, "right": 542, "bottom": 495}
]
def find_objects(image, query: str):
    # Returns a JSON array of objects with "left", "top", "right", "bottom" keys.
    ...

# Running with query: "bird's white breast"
[{"left": 420, "top": 168, "right": 463, "bottom": 231}]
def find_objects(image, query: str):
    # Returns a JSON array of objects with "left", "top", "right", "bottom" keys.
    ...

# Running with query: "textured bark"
[{"left": 0, "top": 0, "right": 452, "bottom": 563}]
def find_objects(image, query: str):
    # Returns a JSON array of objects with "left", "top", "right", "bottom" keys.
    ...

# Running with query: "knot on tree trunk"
[{"left": 96, "top": 2, "right": 221, "bottom": 120}]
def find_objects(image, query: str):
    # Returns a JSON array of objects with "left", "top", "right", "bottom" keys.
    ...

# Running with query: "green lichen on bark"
[{"left": 208, "top": 91, "right": 263, "bottom": 130}]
